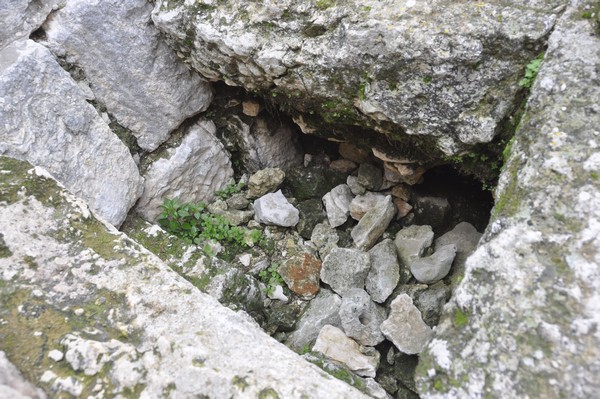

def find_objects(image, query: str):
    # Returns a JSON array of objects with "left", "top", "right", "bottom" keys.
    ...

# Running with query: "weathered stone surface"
[
  {"left": 364, "top": 378, "right": 393, "bottom": 399},
  {"left": 394, "top": 225, "right": 434, "bottom": 265},
  {"left": 381, "top": 294, "right": 433, "bottom": 355},
  {"left": 313, "top": 325, "right": 380, "bottom": 378},
  {"left": 411, "top": 195, "right": 452, "bottom": 232},
  {"left": 393, "top": 198, "right": 413, "bottom": 219},
  {"left": 0, "top": 351, "right": 46, "bottom": 399},
  {"left": 0, "top": 39, "right": 143, "bottom": 226},
  {"left": 357, "top": 163, "right": 383, "bottom": 191},
  {"left": 366, "top": 239, "right": 400, "bottom": 303},
  {"left": 42, "top": 0, "right": 212, "bottom": 151},
  {"left": 279, "top": 251, "right": 322, "bottom": 299},
  {"left": 321, "top": 248, "right": 371, "bottom": 296},
  {"left": 323, "top": 184, "right": 354, "bottom": 227},
  {"left": 339, "top": 289, "right": 386, "bottom": 346},
  {"left": 0, "top": 0, "right": 59, "bottom": 49},
  {"left": 330, "top": 159, "right": 358, "bottom": 174},
  {"left": 136, "top": 120, "right": 234, "bottom": 221},
  {"left": 286, "top": 289, "right": 343, "bottom": 352},
  {"left": 253, "top": 190, "right": 299, "bottom": 227},
  {"left": 434, "top": 221, "right": 481, "bottom": 285},
  {"left": 417, "top": 5, "right": 600, "bottom": 398},
  {"left": 347, "top": 175, "right": 367, "bottom": 196},
  {"left": 351, "top": 196, "right": 396, "bottom": 250},
  {"left": 409, "top": 244, "right": 456, "bottom": 284},
  {"left": 152, "top": 0, "right": 561, "bottom": 157},
  {"left": 0, "top": 156, "right": 368, "bottom": 398},
  {"left": 414, "top": 281, "right": 451, "bottom": 328},
  {"left": 247, "top": 167, "right": 286, "bottom": 199},
  {"left": 350, "top": 192, "right": 389, "bottom": 221},
  {"left": 226, "top": 192, "right": 251, "bottom": 210},
  {"left": 296, "top": 198, "right": 326, "bottom": 240},
  {"left": 285, "top": 166, "right": 347, "bottom": 201},
  {"left": 339, "top": 143, "right": 370, "bottom": 164},
  {"left": 310, "top": 222, "right": 340, "bottom": 259}
]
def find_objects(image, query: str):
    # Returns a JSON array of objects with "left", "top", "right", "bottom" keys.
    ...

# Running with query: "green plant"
[
  {"left": 215, "top": 181, "right": 245, "bottom": 200},
  {"left": 258, "top": 263, "right": 284, "bottom": 296},
  {"left": 315, "top": 0, "right": 335, "bottom": 10},
  {"left": 519, "top": 53, "right": 544, "bottom": 89}
]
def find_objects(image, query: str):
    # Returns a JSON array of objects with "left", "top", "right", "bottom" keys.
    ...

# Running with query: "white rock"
[
  {"left": 380, "top": 294, "right": 433, "bottom": 355},
  {"left": 313, "top": 325, "right": 380, "bottom": 378},
  {"left": 48, "top": 349, "right": 64, "bottom": 362},
  {"left": 323, "top": 184, "right": 354, "bottom": 228},
  {"left": 0, "top": 351, "right": 47, "bottom": 399},
  {"left": 253, "top": 190, "right": 299, "bottom": 227},
  {"left": 410, "top": 244, "right": 456, "bottom": 284},
  {"left": 349, "top": 192, "right": 389, "bottom": 221},
  {"left": 351, "top": 196, "right": 396, "bottom": 250}
]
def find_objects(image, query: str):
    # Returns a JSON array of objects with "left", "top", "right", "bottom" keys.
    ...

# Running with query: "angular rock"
[
  {"left": 247, "top": 167, "right": 286, "bottom": 199},
  {"left": 364, "top": 378, "right": 393, "bottom": 399},
  {"left": 323, "top": 184, "right": 354, "bottom": 228},
  {"left": 42, "top": 0, "right": 212, "bottom": 151},
  {"left": 393, "top": 198, "right": 413, "bottom": 219},
  {"left": 339, "top": 289, "right": 386, "bottom": 346},
  {"left": 391, "top": 184, "right": 412, "bottom": 202},
  {"left": 321, "top": 248, "right": 371, "bottom": 296},
  {"left": 411, "top": 195, "right": 452, "bottom": 232},
  {"left": 381, "top": 294, "right": 433, "bottom": 355},
  {"left": 212, "top": 209, "right": 254, "bottom": 227},
  {"left": 351, "top": 196, "right": 396, "bottom": 250},
  {"left": 339, "top": 143, "right": 370, "bottom": 164},
  {"left": 0, "top": 156, "right": 368, "bottom": 398},
  {"left": 313, "top": 325, "right": 380, "bottom": 378},
  {"left": 310, "top": 222, "right": 340, "bottom": 259},
  {"left": 366, "top": 239, "right": 400, "bottom": 303},
  {"left": 253, "top": 190, "right": 299, "bottom": 227},
  {"left": 394, "top": 225, "right": 434, "bottom": 265},
  {"left": 418, "top": 6, "right": 600, "bottom": 398},
  {"left": 286, "top": 289, "right": 343, "bottom": 352},
  {"left": 0, "top": 351, "right": 46, "bottom": 399},
  {"left": 357, "top": 163, "right": 383, "bottom": 191},
  {"left": 242, "top": 100, "right": 261, "bottom": 116},
  {"left": 329, "top": 159, "right": 358, "bottom": 174},
  {"left": 285, "top": 166, "right": 347, "bottom": 201},
  {"left": 0, "top": 39, "right": 143, "bottom": 226},
  {"left": 410, "top": 244, "right": 456, "bottom": 284},
  {"left": 392, "top": 164, "right": 427, "bottom": 186},
  {"left": 136, "top": 120, "right": 234, "bottom": 221},
  {"left": 0, "top": 0, "right": 60, "bottom": 48},
  {"left": 434, "top": 222, "right": 482, "bottom": 285},
  {"left": 350, "top": 192, "right": 389, "bottom": 220},
  {"left": 414, "top": 281, "right": 451, "bottom": 327},
  {"left": 296, "top": 198, "right": 326, "bottom": 240},
  {"left": 347, "top": 175, "right": 367, "bottom": 196},
  {"left": 278, "top": 251, "right": 322, "bottom": 299},
  {"left": 225, "top": 193, "right": 251, "bottom": 210}
]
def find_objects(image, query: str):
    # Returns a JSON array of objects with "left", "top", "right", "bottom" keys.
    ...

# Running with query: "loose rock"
[
  {"left": 323, "top": 184, "right": 354, "bottom": 228},
  {"left": 357, "top": 163, "right": 383, "bottom": 191},
  {"left": 350, "top": 192, "right": 389, "bottom": 221},
  {"left": 351, "top": 196, "right": 396, "bottom": 250},
  {"left": 321, "top": 248, "right": 371, "bottom": 296},
  {"left": 310, "top": 222, "right": 340, "bottom": 259},
  {"left": 347, "top": 175, "right": 367, "bottom": 196},
  {"left": 380, "top": 294, "right": 433, "bottom": 355},
  {"left": 296, "top": 199, "right": 326, "bottom": 240},
  {"left": 339, "top": 288, "right": 386, "bottom": 346},
  {"left": 247, "top": 168, "right": 286, "bottom": 199},
  {"left": 366, "top": 239, "right": 400, "bottom": 303},
  {"left": 253, "top": 190, "right": 299, "bottom": 227},
  {"left": 278, "top": 251, "right": 322, "bottom": 299},
  {"left": 409, "top": 244, "right": 456, "bottom": 284},
  {"left": 434, "top": 222, "right": 481, "bottom": 285},
  {"left": 394, "top": 225, "right": 434, "bottom": 265}
]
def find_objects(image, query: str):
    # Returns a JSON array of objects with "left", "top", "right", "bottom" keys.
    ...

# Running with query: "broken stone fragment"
[
  {"left": 390, "top": 184, "right": 412, "bottom": 202},
  {"left": 310, "top": 222, "right": 340, "bottom": 259},
  {"left": 247, "top": 168, "right": 286, "bottom": 199},
  {"left": 357, "top": 163, "right": 384, "bottom": 191},
  {"left": 278, "top": 251, "right": 322, "bottom": 299},
  {"left": 409, "top": 244, "right": 456, "bottom": 284},
  {"left": 339, "top": 288, "right": 386, "bottom": 346},
  {"left": 394, "top": 225, "right": 434, "bottom": 265},
  {"left": 321, "top": 248, "right": 371, "bottom": 296},
  {"left": 392, "top": 164, "right": 427, "bottom": 186},
  {"left": 296, "top": 198, "right": 326, "bottom": 240},
  {"left": 434, "top": 222, "right": 481, "bottom": 286},
  {"left": 351, "top": 196, "right": 396, "bottom": 250},
  {"left": 313, "top": 325, "right": 380, "bottom": 378},
  {"left": 393, "top": 198, "right": 413, "bottom": 219},
  {"left": 366, "top": 239, "right": 400, "bottom": 303},
  {"left": 323, "top": 184, "right": 354, "bottom": 227},
  {"left": 253, "top": 190, "right": 299, "bottom": 227},
  {"left": 330, "top": 158, "right": 358, "bottom": 174},
  {"left": 380, "top": 294, "right": 433, "bottom": 355},
  {"left": 412, "top": 195, "right": 452, "bottom": 232},
  {"left": 350, "top": 192, "right": 389, "bottom": 221},
  {"left": 339, "top": 143, "right": 370, "bottom": 164},
  {"left": 225, "top": 193, "right": 250, "bottom": 210},
  {"left": 347, "top": 175, "right": 367, "bottom": 196},
  {"left": 242, "top": 100, "right": 261, "bottom": 116},
  {"left": 372, "top": 148, "right": 415, "bottom": 164}
]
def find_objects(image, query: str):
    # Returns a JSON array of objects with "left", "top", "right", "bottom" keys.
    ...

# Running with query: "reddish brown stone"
[{"left": 278, "top": 253, "right": 322, "bottom": 299}]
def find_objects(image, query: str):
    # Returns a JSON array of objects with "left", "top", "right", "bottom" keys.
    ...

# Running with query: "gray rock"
[
  {"left": 213, "top": 209, "right": 255, "bottom": 227},
  {"left": 253, "top": 190, "right": 299, "bottom": 227},
  {"left": 350, "top": 192, "right": 389, "bottom": 221},
  {"left": 285, "top": 166, "right": 347, "bottom": 201},
  {"left": 434, "top": 222, "right": 482, "bottom": 285},
  {"left": 302, "top": 352, "right": 368, "bottom": 392},
  {"left": 347, "top": 175, "right": 367, "bottom": 196},
  {"left": 42, "top": 0, "right": 212, "bottom": 151},
  {"left": 0, "top": 39, "right": 143, "bottom": 227},
  {"left": 321, "top": 248, "right": 371, "bottom": 296},
  {"left": 409, "top": 244, "right": 456, "bottom": 284},
  {"left": 0, "top": 156, "right": 368, "bottom": 398},
  {"left": 366, "top": 239, "right": 400, "bottom": 303},
  {"left": 152, "top": 1, "right": 560, "bottom": 157},
  {"left": 339, "top": 143, "right": 370, "bottom": 164},
  {"left": 323, "top": 184, "right": 354, "bottom": 228},
  {"left": 381, "top": 294, "right": 433, "bottom": 355},
  {"left": 339, "top": 288, "right": 386, "bottom": 346},
  {"left": 364, "top": 378, "right": 393, "bottom": 399},
  {"left": 0, "top": 351, "right": 46, "bottom": 399},
  {"left": 0, "top": 0, "right": 59, "bottom": 49},
  {"left": 136, "top": 120, "right": 234, "bottom": 221},
  {"left": 351, "top": 195, "right": 396, "bottom": 250},
  {"left": 296, "top": 198, "right": 326, "bottom": 240},
  {"left": 226, "top": 193, "right": 250, "bottom": 210},
  {"left": 394, "top": 225, "right": 434, "bottom": 265},
  {"left": 310, "top": 222, "right": 340, "bottom": 259},
  {"left": 417, "top": 5, "right": 600, "bottom": 398},
  {"left": 286, "top": 289, "right": 343, "bottom": 352},
  {"left": 411, "top": 195, "right": 452, "bottom": 233},
  {"left": 414, "top": 281, "right": 451, "bottom": 327},
  {"left": 313, "top": 325, "right": 380, "bottom": 378},
  {"left": 247, "top": 167, "right": 286, "bottom": 199},
  {"left": 357, "top": 163, "right": 383, "bottom": 191}
]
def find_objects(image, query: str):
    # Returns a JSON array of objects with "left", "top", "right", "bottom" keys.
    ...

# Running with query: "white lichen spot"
[
  {"left": 30, "top": 166, "right": 56, "bottom": 181},
  {"left": 40, "top": 370, "right": 57, "bottom": 383},
  {"left": 48, "top": 349, "right": 64, "bottom": 362},
  {"left": 144, "top": 224, "right": 165, "bottom": 237},
  {"left": 428, "top": 339, "right": 452, "bottom": 370}
]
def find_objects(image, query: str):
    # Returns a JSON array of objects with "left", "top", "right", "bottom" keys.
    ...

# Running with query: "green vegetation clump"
[
  {"left": 315, "top": 0, "right": 336, "bottom": 10},
  {"left": 216, "top": 181, "right": 245, "bottom": 200},
  {"left": 258, "top": 263, "right": 285, "bottom": 296},
  {"left": 519, "top": 53, "right": 544, "bottom": 89},
  {"left": 453, "top": 308, "right": 469, "bottom": 328}
]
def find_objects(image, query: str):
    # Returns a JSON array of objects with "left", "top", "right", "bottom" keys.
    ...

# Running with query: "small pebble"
[{"left": 48, "top": 349, "right": 64, "bottom": 362}]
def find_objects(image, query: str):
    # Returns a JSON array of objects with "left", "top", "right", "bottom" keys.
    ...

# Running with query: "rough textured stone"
[
  {"left": 0, "top": 39, "right": 143, "bottom": 226},
  {"left": 310, "top": 222, "right": 340, "bottom": 259},
  {"left": 417, "top": 5, "right": 600, "bottom": 398},
  {"left": 394, "top": 225, "right": 434, "bottom": 266},
  {"left": 41, "top": 0, "right": 212, "bottom": 151},
  {"left": 313, "top": 325, "right": 380, "bottom": 378},
  {"left": 247, "top": 167, "right": 286, "bottom": 199},
  {"left": 0, "top": 0, "right": 60, "bottom": 49},
  {"left": 286, "top": 289, "right": 343, "bottom": 352},
  {"left": 381, "top": 294, "right": 433, "bottom": 355},
  {"left": 414, "top": 281, "right": 451, "bottom": 328},
  {"left": 321, "top": 248, "right": 371, "bottom": 296},
  {"left": 411, "top": 195, "right": 452, "bottom": 233},
  {"left": 330, "top": 159, "right": 358, "bottom": 174},
  {"left": 253, "top": 190, "right": 299, "bottom": 227},
  {"left": 434, "top": 222, "right": 482, "bottom": 285},
  {"left": 285, "top": 166, "right": 347, "bottom": 201},
  {"left": 278, "top": 251, "right": 322, "bottom": 299},
  {"left": 136, "top": 120, "right": 234, "bottom": 221},
  {"left": 350, "top": 192, "right": 389, "bottom": 221},
  {"left": 339, "top": 289, "right": 386, "bottom": 346},
  {"left": 323, "top": 184, "right": 354, "bottom": 228},
  {"left": 226, "top": 193, "right": 251, "bottom": 210},
  {"left": 351, "top": 196, "right": 396, "bottom": 250},
  {"left": 296, "top": 198, "right": 326, "bottom": 240},
  {"left": 393, "top": 198, "right": 413, "bottom": 220},
  {"left": 152, "top": 0, "right": 561, "bottom": 157},
  {"left": 357, "top": 163, "right": 383, "bottom": 191},
  {"left": 339, "top": 143, "right": 370, "bottom": 164},
  {"left": 0, "top": 156, "right": 368, "bottom": 398},
  {"left": 366, "top": 239, "right": 400, "bottom": 303},
  {"left": 347, "top": 175, "right": 367, "bottom": 196},
  {"left": 0, "top": 351, "right": 46, "bottom": 399},
  {"left": 409, "top": 244, "right": 456, "bottom": 284}
]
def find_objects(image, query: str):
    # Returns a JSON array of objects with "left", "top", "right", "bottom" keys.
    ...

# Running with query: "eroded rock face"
[
  {"left": 417, "top": 4, "right": 600, "bottom": 398},
  {"left": 0, "top": 0, "right": 60, "bottom": 48},
  {"left": 0, "top": 156, "right": 369, "bottom": 398},
  {"left": 152, "top": 0, "right": 562, "bottom": 157},
  {"left": 0, "top": 39, "right": 143, "bottom": 227},
  {"left": 41, "top": 0, "right": 213, "bottom": 151}
]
